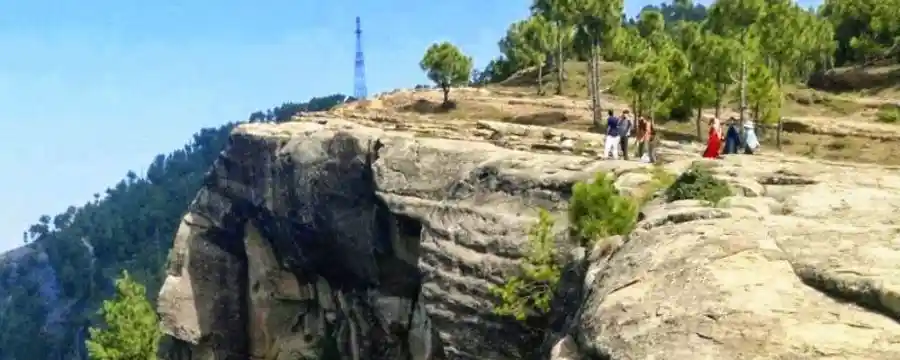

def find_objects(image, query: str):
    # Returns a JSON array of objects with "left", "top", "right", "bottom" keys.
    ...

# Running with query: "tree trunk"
[
  {"left": 631, "top": 95, "right": 638, "bottom": 118},
  {"left": 556, "top": 21, "right": 565, "bottom": 95},
  {"left": 587, "top": 52, "right": 599, "bottom": 130},
  {"left": 586, "top": 50, "right": 595, "bottom": 99},
  {"left": 714, "top": 90, "right": 722, "bottom": 119},
  {"left": 589, "top": 46, "right": 603, "bottom": 131},
  {"left": 695, "top": 107, "right": 703, "bottom": 140},
  {"left": 738, "top": 31, "right": 748, "bottom": 126},
  {"left": 775, "top": 70, "right": 784, "bottom": 151},
  {"left": 442, "top": 86, "right": 450, "bottom": 106},
  {"left": 776, "top": 117, "right": 783, "bottom": 150},
  {"left": 592, "top": 42, "right": 602, "bottom": 116},
  {"left": 537, "top": 63, "right": 544, "bottom": 95},
  {"left": 637, "top": 95, "right": 643, "bottom": 118}
]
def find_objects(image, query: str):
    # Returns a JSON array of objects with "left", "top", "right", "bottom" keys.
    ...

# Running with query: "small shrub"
[
  {"left": 875, "top": 106, "right": 900, "bottom": 124},
  {"left": 825, "top": 139, "right": 848, "bottom": 150},
  {"left": 633, "top": 166, "right": 677, "bottom": 205},
  {"left": 568, "top": 172, "right": 638, "bottom": 246},
  {"left": 647, "top": 166, "right": 676, "bottom": 194},
  {"left": 664, "top": 165, "right": 733, "bottom": 203},
  {"left": 490, "top": 209, "right": 560, "bottom": 321}
]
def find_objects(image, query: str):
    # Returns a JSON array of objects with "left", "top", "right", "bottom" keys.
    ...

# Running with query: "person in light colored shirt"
[{"left": 743, "top": 119, "right": 760, "bottom": 154}]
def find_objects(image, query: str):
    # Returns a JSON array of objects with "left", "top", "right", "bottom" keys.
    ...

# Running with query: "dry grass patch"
[
  {"left": 808, "top": 64, "right": 900, "bottom": 94},
  {"left": 504, "top": 111, "right": 572, "bottom": 126},
  {"left": 783, "top": 132, "right": 900, "bottom": 164},
  {"left": 783, "top": 87, "right": 867, "bottom": 117},
  {"left": 396, "top": 98, "right": 512, "bottom": 121},
  {"left": 656, "top": 119, "right": 900, "bottom": 165},
  {"left": 496, "top": 61, "right": 629, "bottom": 98}
]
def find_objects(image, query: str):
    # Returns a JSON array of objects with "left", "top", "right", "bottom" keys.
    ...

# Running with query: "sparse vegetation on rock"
[
  {"left": 568, "top": 172, "right": 639, "bottom": 246},
  {"left": 491, "top": 172, "right": 641, "bottom": 321},
  {"left": 876, "top": 105, "right": 900, "bottom": 123},
  {"left": 490, "top": 209, "right": 560, "bottom": 321},
  {"left": 664, "top": 164, "right": 733, "bottom": 203},
  {"left": 636, "top": 166, "right": 678, "bottom": 204}
]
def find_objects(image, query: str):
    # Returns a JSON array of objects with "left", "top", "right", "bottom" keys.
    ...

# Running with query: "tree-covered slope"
[{"left": 0, "top": 94, "right": 348, "bottom": 360}]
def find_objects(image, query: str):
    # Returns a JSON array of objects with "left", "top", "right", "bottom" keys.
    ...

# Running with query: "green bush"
[
  {"left": 568, "top": 172, "right": 638, "bottom": 246},
  {"left": 490, "top": 209, "right": 561, "bottom": 321},
  {"left": 875, "top": 106, "right": 900, "bottom": 124},
  {"left": 635, "top": 166, "right": 677, "bottom": 204},
  {"left": 86, "top": 270, "right": 161, "bottom": 360},
  {"left": 664, "top": 164, "right": 732, "bottom": 203}
]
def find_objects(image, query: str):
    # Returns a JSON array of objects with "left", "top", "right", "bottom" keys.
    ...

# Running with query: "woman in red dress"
[{"left": 702, "top": 117, "right": 723, "bottom": 158}]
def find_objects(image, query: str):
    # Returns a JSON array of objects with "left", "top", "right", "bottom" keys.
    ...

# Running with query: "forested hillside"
[
  {"left": 473, "top": 0, "right": 898, "bottom": 133},
  {"left": 0, "top": 94, "right": 348, "bottom": 360}
]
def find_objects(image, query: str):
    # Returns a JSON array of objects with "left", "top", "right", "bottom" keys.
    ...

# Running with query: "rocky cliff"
[{"left": 158, "top": 106, "right": 900, "bottom": 359}]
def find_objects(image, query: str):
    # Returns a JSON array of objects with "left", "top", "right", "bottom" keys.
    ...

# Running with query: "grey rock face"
[
  {"left": 157, "top": 118, "right": 607, "bottom": 359},
  {"left": 159, "top": 112, "right": 900, "bottom": 360}
]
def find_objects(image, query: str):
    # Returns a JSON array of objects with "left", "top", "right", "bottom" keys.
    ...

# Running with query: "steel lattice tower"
[{"left": 353, "top": 16, "right": 368, "bottom": 100}]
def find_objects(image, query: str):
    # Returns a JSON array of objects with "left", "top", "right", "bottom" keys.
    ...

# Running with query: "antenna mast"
[{"left": 353, "top": 16, "right": 368, "bottom": 100}]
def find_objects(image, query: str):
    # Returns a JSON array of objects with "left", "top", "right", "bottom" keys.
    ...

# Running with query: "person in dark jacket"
[
  {"left": 723, "top": 117, "right": 742, "bottom": 154},
  {"left": 602, "top": 110, "right": 620, "bottom": 159},
  {"left": 618, "top": 110, "right": 633, "bottom": 160}
]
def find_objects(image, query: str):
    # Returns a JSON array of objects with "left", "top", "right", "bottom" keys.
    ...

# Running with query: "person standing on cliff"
[
  {"left": 602, "top": 110, "right": 621, "bottom": 159},
  {"left": 723, "top": 117, "right": 742, "bottom": 155},
  {"left": 618, "top": 110, "right": 634, "bottom": 160},
  {"left": 743, "top": 118, "right": 760, "bottom": 154},
  {"left": 635, "top": 115, "right": 655, "bottom": 163}
]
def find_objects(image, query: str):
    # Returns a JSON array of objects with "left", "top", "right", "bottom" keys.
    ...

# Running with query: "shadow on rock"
[{"left": 504, "top": 111, "right": 571, "bottom": 126}]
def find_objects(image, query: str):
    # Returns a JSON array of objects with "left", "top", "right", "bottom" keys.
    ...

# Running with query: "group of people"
[
  {"left": 600, "top": 108, "right": 762, "bottom": 162},
  {"left": 601, "top": 109, "right": 655, "bottom": 162},
  {"left": 702, "top": 117, "right": 760, "bottom": 159}
]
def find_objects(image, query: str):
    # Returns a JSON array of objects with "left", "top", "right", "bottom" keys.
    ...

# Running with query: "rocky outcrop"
[
  {"left": 558, "top": 156, "right": 900, "bottom": 359},
  {"left": 159, "top": 112, "right": 900, "bottom": 360},
  {"left": 157, "top": 116, "right": 614, "bottom": 359}
]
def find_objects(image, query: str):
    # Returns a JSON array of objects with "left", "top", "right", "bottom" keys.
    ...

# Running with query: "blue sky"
[{"left": 0, "top": 0, "right": 821, "bottom": 253}]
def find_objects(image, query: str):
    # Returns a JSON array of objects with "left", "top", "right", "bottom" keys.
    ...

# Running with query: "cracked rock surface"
[{"left": 574, "top": 156, "right": 900, "bottom": 360}]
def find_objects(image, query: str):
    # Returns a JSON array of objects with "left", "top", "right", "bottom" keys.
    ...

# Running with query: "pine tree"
[
  {"left": 86, "top": 270, "right": 161, "bottom": 360},
  {"left": 420, "top": 42, "right": 474, "bottom": 106}
]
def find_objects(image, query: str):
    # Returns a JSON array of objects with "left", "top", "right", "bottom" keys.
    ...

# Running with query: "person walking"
[
  {"left": 603, "top": 110, "right": 621, "bottom": 159},
  {"left": 723, "top": 117, "right": 742, "bottom": 154},
  {"left": 635, "top": 115, "right": 655, "bottom": 163},
  {"left": 702, "top": 117, "right": 724, "bottom": 158},
  {"left": 618, "top": 110, "right": 634, "bottom": 160},
  {"left": 743, "top": 119, "right": 760, "bottom": 154}
]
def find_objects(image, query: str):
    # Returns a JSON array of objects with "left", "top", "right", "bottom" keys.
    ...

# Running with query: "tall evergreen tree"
[{"left": 86, "top": 270, "right": 161, "bottom": 360}]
